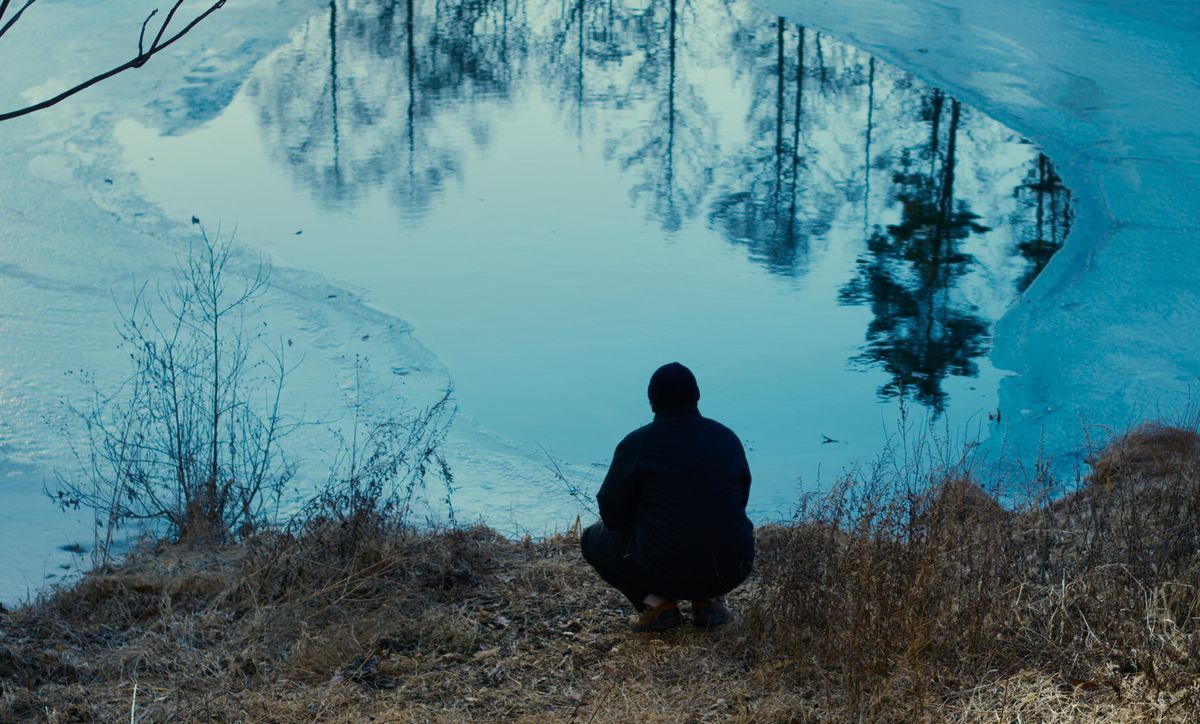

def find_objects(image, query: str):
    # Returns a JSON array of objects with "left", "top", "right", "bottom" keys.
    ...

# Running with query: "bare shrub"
[
  {"left": 217, "top": 369, "right": 460, "bottom": 625},
  {"left": 51, "top": 228, "right": 295, "bottom": 558},
  {"left": 288, "top": 355, "right": 457, "bottom": 549},
  {"left": 1067, "top": 423, "right": 1200, "bottom": 578}
]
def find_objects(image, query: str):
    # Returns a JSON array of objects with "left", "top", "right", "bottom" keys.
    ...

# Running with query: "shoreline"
[{"left": 3, "top": 421, "right": 1198, "bottom": 720}]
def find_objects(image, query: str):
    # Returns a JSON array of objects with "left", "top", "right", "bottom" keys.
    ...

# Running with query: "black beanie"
[{"left": 647, "top": 362, "right": 700, "bottom": 408}]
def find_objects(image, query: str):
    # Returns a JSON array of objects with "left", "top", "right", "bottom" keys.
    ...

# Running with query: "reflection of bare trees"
[
  {"left": 249, "top": 0, "right": 525, "bottom": 217},
  {"left": 709, "top": 15, "right": 885, "bottom": 276},
  {"left": 709, "top": 20, "right": 809, "bottom": 274},
  {"left": 539, "top": 0, "right": 634, "bottom": 141},
  {"left": 243, "top": 0, "right": 1071, "bottom": 412},
  {"left": 1014, "top": 152, "right": 1072, "bottom": 292},
  {"left": 601, "top": 0, "right": 717, "bottom": 232},
  {"left": 840, "top": 93, "right": 992, "bottom": 410},
  {"left": 709, "top": 20, "right": 834, "bottom": 276}
]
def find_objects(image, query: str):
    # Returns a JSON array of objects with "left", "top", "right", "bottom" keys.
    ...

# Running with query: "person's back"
[{"left": 581, "top": 362, "right": 754, "bottom": 632}]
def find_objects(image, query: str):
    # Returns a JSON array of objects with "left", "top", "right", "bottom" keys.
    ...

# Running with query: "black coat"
[{"left": 595, "top": 405, "right": 754, "bottom": 597}]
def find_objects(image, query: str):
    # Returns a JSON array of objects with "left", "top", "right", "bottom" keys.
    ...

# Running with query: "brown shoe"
[
  {"left": 629, "top": 599, "right": 682, "bottom": 633},
  {"left": 691, "top": 598, "right": 733, "bottom": 628}
]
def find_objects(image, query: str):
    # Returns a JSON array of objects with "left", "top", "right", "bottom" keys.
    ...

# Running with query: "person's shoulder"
[
  {"left": 699, "top": 415, "right": 743, "bottom": 443},
  {"left": 697, "top": 414, "right": 734, "bottom": 433},
  {"left": 617, "top": 421, "right": 656, "bottom": 448}
]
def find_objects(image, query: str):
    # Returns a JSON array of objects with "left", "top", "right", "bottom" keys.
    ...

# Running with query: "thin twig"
[
  {"left": 0, "top": 0, "right": 35, "bottom": 41},
  {"left": 137, "top": 9, "right": 159, "bottom": 57}
]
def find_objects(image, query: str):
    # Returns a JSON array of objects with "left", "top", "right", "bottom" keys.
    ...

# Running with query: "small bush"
[{"left": 51, "top": 229, "right": 295, "bottom": 556}]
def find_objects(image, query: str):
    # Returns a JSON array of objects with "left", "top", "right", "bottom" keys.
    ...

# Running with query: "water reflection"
[
  {"left": 248, "top": 0, "right": 525, "bottom": 215},
  {"left": 246, "top": 0, "right": 1071, "bottom": 411},
  {"left": 1014, "top": 152, "right": 1073, "bottom": 292},
  {"left": 840, "top": 92, "right": 991, "bottom": 409},
  {"left": 712, "top": 23, "right": 827, "bottom": 276},
  {"left": 605, "top": 0, "right": 718, "bottom": 232}
]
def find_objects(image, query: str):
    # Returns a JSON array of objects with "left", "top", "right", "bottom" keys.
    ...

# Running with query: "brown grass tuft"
[{"left": 1089, "top": 423, "right": 1200, "bottom": 490}]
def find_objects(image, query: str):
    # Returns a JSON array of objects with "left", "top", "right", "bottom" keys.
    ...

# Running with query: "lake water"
[{"left": 114, "top": 0, "right": 1071, "bottom": 517}]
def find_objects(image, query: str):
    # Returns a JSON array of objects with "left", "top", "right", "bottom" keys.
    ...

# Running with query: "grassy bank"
[{"left": 3, "top": 423, "right": 1200, "bottom": 721}]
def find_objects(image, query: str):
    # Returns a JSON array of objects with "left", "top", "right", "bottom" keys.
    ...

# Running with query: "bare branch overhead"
[
  {"left": 0, "top": 0, "right": 226, "bottom": 122},
  {"left": 0, "top": 0, "right": 37, "bottom": 41}
]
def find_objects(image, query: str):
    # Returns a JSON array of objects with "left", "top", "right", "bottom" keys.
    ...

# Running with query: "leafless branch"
[
  {"left": 138, "top": 9, "right": 159, "bottom": 57},
  {"left": 149, "top": 1, "right": 185, "bottom": 59},
  {"left": 0, "top": 0, "right": 35, "bottom": 41},
  {"left": 0, "top": 0, "right": 226, "bottom": 122},
  {"left": 539, "top": 444, "right": 598, "bottom": 516}
]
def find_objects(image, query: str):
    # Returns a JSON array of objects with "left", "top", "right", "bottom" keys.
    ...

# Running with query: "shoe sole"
[{"left": 630, "top": 613, "right": 682, "bottom": 633}]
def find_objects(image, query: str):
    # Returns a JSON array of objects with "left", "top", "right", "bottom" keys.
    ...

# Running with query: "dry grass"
[
  {"left": 0, "top": 525, "right": 808, "bottom": 722},
  {"left": 4, "top": 423, "right": 1200, "bottom": 721},
  {"left": 746, "top": 422, "right": 1200, "bottom": 721}
]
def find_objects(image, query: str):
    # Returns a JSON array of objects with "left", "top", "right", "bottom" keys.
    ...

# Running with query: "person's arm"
[
  {"left": 596, "top": 434, "right": 642, "bottom": 530},
  {"left": 739, "top": 442, "right": 752, "bottom": 510},
  {"left": 741, "top": 461, "right": 752, "bottom": 510}
]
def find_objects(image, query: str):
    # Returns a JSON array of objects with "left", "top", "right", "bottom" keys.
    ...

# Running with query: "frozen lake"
[
  {"left": 118, "top": 0, "right": 1063, "bottom": 496},
  {"left": 0, "top": 0, "right": 1110, "bottom": 600}
]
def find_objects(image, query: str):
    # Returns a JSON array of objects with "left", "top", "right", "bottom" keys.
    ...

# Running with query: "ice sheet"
[{"left": 754, "top": 0, "right": 1200, "bottom": 476}]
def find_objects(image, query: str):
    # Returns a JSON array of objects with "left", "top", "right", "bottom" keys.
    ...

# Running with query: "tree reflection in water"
[
  {"left": 596, "top": 0, "right": 719, "bottom": 232},
  {"left": 1014, "top": 152, "right": 1073, "bottom": 293},
  {"left": 246, "top": 0, "right": 1072, "bottom": 412},
  {"left": 841, "top": 93, "right": 991, "bottom": 410},
  {"left": 248, "top": 0, "right": 525, "bottom": 217},
  {"left": 710, "top": 21, "right": 839, "bottom": 277}
]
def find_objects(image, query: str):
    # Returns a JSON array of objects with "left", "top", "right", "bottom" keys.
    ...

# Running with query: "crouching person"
[{"left": 581, "top": 362, "right": 754, "bottom": 632}]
